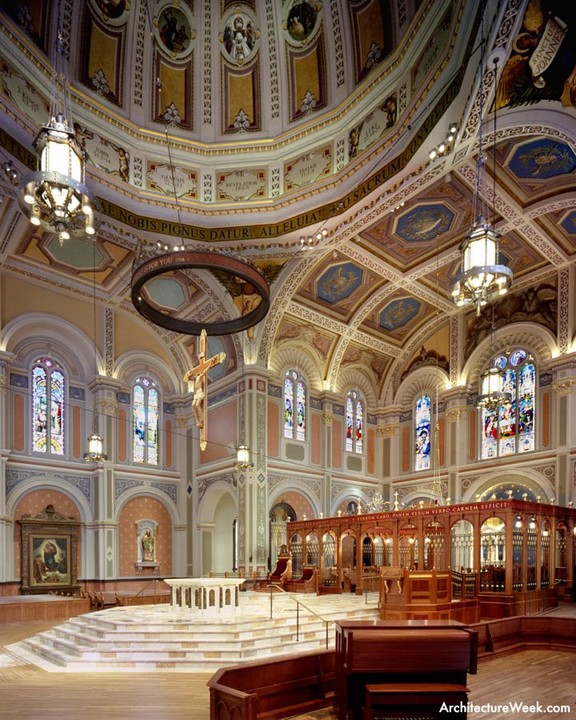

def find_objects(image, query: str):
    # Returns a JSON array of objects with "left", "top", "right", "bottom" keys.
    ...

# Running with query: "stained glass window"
[
  {"left": 284, "top": 370, "right": 306, "bottom": 440},
  {"left": 415, "top": 394, "right": 431, "bottom": 471},
  {"left": 32, "top": 359, "right": 65, "bottom": 455},
  {"left": 133, "top": 377, "right": 160, "bottom": 465},
  {"left": 346, "top": 390, "right": 364, "bottom": 453},
  {"left": 481, "top": 349, "right": 535, "bottom": 459}
]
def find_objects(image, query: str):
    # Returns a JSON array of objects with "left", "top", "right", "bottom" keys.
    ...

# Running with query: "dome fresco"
[{"left": 0, "top": 0, "right": 574, "bottom": 394}]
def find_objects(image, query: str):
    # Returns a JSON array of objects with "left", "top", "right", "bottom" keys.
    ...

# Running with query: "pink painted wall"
[
  {"left": 118, "top": 496, "right": 172, "bottom": 576},
  {"left": 201, "top": 400, "right": 237, "bottom": 462},
  {"left": 277, "top": 491, "right": 314, "bottom": 521}
]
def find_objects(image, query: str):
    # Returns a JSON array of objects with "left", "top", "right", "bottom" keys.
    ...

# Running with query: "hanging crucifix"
[{"left": 185, "top": 329, "right": 226, "bottom": 450}]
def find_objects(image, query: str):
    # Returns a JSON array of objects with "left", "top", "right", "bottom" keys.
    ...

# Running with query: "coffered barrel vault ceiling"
[{"left": 0, "top": 0, "right": 575, "bottom": 401}]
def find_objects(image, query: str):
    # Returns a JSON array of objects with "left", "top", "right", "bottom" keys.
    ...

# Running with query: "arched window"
[
  {"left": 415, "top": 394, "right": 431, "bottom": 471},
  {"left": 132, "top": 377, "right": 160, "bottom": 464},
  {"left": 345, "top": 390, "right": 364, "bottom": 453},
  {"left": 481, "top": 349, "right": 535, "bottom": 459},
  {"left": 32, "top": 357, "right": 65, "bottom": 455},
  {"left": 284, "top": 370, "right": 306, "bottom": 441}
]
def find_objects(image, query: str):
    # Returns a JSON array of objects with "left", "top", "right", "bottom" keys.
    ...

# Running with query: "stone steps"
[{"left": 6, "top": 591, "right": 381, "bottom": 673}]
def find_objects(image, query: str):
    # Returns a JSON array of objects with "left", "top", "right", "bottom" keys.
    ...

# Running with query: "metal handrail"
[{"left": 268, "top": 585, "right": 331, "bottom": 649}]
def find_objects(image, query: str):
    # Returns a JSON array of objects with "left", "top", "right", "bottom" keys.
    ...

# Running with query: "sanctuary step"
[{"left": 6, "top": 591, "right": 381, "bottom": 673}]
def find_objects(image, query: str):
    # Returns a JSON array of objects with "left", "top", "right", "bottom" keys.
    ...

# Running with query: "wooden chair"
[
  {"left": 285, "top": 565, "right": 317, "bottom": 593},
  {"left": 267, "top": 556, "right": 292, "bottom": 588}
]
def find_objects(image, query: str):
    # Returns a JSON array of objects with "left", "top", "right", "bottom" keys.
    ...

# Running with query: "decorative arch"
[
  {"left": 6, "top": 475, "right": 93, "bottom": 522},
  {"left": 3, "top": 312, "right": 99, "bottom": 381},
  {"left": 114, "top": 484, "right": 180, "bottom": 524},
  {"left": 269, "top": 481, "right": 320, "bottom": 519},
  {"left": 337, "top": 366, "right": 377, "bottom": 407},
  {"left": 395, "top": 366, "right": 448, "bottom": 407},
  {"left": 462, "top": 470, "right": 555, "bottom": 504},
  {"left": 401, "top": 490, "right": 443, "bottom": 508},
  {"left": 115, "top": 350, "right": 181, "bottom": 395},
  {"left": 331, "top": 489, "right": 370, "bottom": 516},
  {"left": 197, "top": 480, "right": 238, "bottom": 525},
  {"left": 268, "top": 344, "right": 323, "bottom": 392},
  {"left": 463, "top": 322, "right": 556, "bottom": 386}
]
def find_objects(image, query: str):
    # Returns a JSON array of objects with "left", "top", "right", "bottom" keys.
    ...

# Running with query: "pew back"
[{"left": 334, "top": 621, "right": 477, "bottom": 720}]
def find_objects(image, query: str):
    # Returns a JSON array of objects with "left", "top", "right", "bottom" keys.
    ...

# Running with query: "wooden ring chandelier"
[{"left": 131, "top": 250, "right": 270, "bottom": 335}]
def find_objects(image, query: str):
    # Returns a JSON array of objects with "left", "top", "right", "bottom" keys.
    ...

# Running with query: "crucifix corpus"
[{"left": 185, "top": 329, "right": 226, "bottom": 450}]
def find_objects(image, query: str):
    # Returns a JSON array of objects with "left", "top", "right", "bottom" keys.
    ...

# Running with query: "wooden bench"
[
  {"left": 208, "top": 649, "right": 334, "bottom": 720},
  {"left": 364, "top": 682, "right": 469, "bottom": 720}
]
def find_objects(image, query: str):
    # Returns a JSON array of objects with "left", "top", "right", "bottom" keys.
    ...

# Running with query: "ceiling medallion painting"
[
  {"left": 153, "top": 3, "right": 194, "bottom": 61},
  {"left": 394, "top": 204, "right": 455, "bottom": 244},
  {"left": 90, "top": 0, "right": 130, "bottom": 26},
  {"left": 379, "top": 298, "right": 421, "bottom": 331},
  {"left": 283, "top": 0, "right": 323, "bottom": 46},
  {"left": 316, "top": 263, "right": 363, "bottom": 304},
  {"left": 559, "top": 210, "right": 576, "bottom": 235},
  {"left": 220, "top": 8, "right": 260, "bottom": 66},
  {"left": 507, "top": 138, "right": 576, "bottom": 180}
]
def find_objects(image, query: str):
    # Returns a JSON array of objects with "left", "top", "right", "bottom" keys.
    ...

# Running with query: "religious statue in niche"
[
  {"left": 136, "top": 522, "right": 158, "bottom": 567},
  {"left": 141, "top": 528, "right": 155, "bottom": 562}
]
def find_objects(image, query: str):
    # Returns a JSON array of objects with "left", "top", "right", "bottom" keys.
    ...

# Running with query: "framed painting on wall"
[
  {"left": 19, "top": 505, "right": 80, "bottom": 595},
  {"left": 29, "top": 534, "right": 71, "bottom": 588}
]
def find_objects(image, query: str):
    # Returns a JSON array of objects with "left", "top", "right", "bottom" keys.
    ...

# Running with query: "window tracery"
[
  {"left": 481, "top": 349, "right": 535, "bottom": 459},
  {"left": 133, "top": 376, "right": 160, "bottom": 464},
  {"left": 345, "top": 390, "right": 364, "bottom": 453},
  {"left": 284, "top": 370, "right": 306, "bottom": 441},
  {"left": 32, "top": 357, "right": 65, "bottom": 455},
  {"left": 415, "top": 394, "right": 431, "bottom": 471}
]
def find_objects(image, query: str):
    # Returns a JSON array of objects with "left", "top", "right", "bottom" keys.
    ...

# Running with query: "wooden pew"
[
  {"left": 472, "top": 616, "right": 576, "bottom": 658},
  {"left": 208, "top": 649, "right": 334, "bottom": 720},
  {"left": 334, "top": 621, "right": 477, "bottom": 720}
]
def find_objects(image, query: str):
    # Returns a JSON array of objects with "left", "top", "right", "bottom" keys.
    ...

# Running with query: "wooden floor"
[{"left": 1, "top": 606, "right": 575, "bottom": 720}]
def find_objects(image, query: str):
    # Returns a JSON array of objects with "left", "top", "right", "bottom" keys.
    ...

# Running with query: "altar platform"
[{"left": 4, "top": 590, "right": 381, "bottom": 673}]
